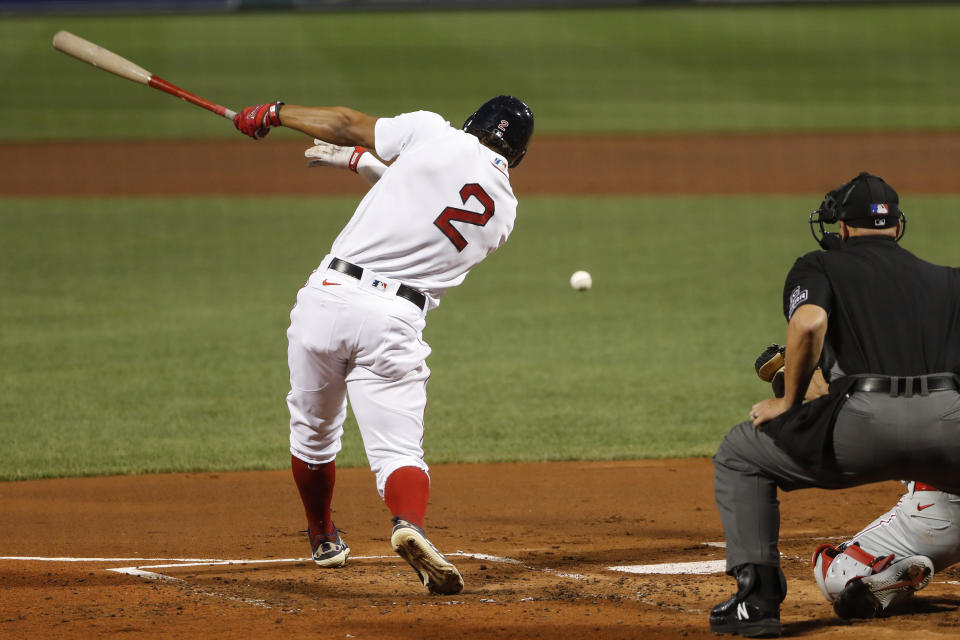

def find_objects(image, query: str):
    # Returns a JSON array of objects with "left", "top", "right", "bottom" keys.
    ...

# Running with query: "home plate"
[{"left": 608, "top": 560, "right": 726, "bottom": 575}]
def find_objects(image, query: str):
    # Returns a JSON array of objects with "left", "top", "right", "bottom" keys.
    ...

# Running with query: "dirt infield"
[
  {"left": 3, "top": 131, "right": 960, "bottom": 197},
  {"left": 3, "top": 132, "right": 960, "bottom": 638},
  {"left": 2, "top": 460, "right": 958, "bottom": 640}
]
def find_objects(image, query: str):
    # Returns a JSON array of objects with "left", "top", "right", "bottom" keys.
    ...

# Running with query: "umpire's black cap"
[{"left": 826, "top": 172, "right": 902, "bottom": 228}]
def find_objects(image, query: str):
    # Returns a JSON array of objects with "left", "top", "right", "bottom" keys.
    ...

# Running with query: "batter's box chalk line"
[{"left": 607, "top": 539, "right": 811, "bottom": 576}]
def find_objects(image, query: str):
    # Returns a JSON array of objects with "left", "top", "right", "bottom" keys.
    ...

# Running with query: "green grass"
[
  {"left": 1, "top": 5, "right": 959, "bottom": 140},
  {"left": 3, "top": 194, "right": 958, "bottom": 480}
]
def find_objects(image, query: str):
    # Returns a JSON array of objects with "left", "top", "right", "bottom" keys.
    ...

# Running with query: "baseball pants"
[
  {"left": 286, "top": 259, "right": 432, "bottom": 495},
  {"left": 848, "top": 483, "right": 960, "bottom": 572}
]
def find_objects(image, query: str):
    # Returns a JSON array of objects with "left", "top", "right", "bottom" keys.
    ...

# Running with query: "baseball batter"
[{"left": 233, "top": 96, "right": 534, "bottom": 595}]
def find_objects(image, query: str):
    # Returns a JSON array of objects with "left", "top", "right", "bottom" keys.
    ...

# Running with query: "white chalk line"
[
  {"left": 2, "top": 547, "right": 718, "bottom": 580},
  {"left": 457, "top": 552, "right": 588, "bottom": 580}
]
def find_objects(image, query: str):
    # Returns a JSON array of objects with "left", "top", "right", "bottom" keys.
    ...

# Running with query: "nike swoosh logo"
[
  {"left": 917, "top": 503, "right": 935, "bottom": 511},
  {"left": 322, "top": 280, "right": 340, "bottom": 286}
]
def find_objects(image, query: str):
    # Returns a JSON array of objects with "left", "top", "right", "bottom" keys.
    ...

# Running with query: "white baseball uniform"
[
  {"left": 813, "top": 481, "right": 960, "bottom": 604},
  {"left": 849, "top": 482, "right": 960, "bottom": 570},
  {"left": 287, "top": 111, "right": 518, "bottom": 494}
]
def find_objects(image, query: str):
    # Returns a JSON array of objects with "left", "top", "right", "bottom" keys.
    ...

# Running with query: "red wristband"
[{"left": 348, "top": 147, "right": 367, "bottom": 173}]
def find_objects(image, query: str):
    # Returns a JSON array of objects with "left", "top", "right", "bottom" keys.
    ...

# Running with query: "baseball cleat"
[
  {"left": 832, "top": 555, "right": 934, "bottom": 619},
  {"left": 709, "top": 564, "right": 785, "bottom": 638},
  {"left": 309, "top": 528, "right": 350, "bottom": 568},
  {"left": 390, "top": 518, "right": 463, "bottom": 595}
]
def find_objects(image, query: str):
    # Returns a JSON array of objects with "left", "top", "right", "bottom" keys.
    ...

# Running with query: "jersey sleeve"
[
  {"left": 782, "top": 253, "right": 832, "bottom": 320},
  {"left": 374, "top": 111, "right": 451, "bottom": 162}
]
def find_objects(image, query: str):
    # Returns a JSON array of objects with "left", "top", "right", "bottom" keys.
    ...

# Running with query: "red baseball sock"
[
  {"left": 291, "top": 455, "right": 337, "bottom": 543},
  {"left": 384, "top": 466, "right": 430, "bottom": 528}
]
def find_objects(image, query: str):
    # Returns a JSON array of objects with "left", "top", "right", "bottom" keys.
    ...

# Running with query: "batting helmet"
[
  {"left": 809, "top": 172, "right": 906, "bottom": 249},
  {"left": 463, "top": 95, "right": 534, "bottom": 168}
]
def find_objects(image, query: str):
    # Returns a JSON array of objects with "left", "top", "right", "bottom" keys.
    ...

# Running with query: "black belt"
[
  {"left": 329, "top": 258, "right": 426, "bottom": 310},
  {"left": 851, "top": 374, "right": 959, "bottom": 397}
]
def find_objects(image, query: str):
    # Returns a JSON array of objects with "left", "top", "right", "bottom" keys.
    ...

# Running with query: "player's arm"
[
  {"left": 278, "top": 105, "right": 377, "bottom": 148},
  {"left": 750, "top": 304, "right": 827, "bottom": 427},
  {"left": 805, "top": 369, "right": 829, "bottom": 401},
  {"left": 233, "top": 102, "right": 377, "bottom": 149},
  {"left": 781, "top": 304, "right": 827, "bottom": 406}
]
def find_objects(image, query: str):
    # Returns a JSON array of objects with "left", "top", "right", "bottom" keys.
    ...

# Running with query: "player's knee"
[{"left": 373, "top": 456, "right": 429, "bottom": 497}]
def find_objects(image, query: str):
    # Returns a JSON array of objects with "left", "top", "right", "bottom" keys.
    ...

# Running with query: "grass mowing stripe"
[
  {"left": 2, "top": 195, "right": 959, "bottom": 479},
  {"left": 1, "top": 6, "right": 959, "bottom": 140}
]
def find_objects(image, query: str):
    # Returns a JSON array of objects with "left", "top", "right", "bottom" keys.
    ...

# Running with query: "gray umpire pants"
[{"left": 713, "top": 388, "right": 960, "bottom": 572}]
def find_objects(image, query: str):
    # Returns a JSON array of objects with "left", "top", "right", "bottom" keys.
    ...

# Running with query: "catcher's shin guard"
[
  {"left": 812, "top": 542, "right": 893, "bottom": 603},
  {"left": 709, "top": 564, "right": 786, "bottom": 638},
  {"left": 832, "top": 555, "right": 934, "bottom": 619}
]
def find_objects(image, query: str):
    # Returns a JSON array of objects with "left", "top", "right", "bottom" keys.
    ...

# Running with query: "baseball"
[{"left": 569, "top": 270, "right": 592, "bottom": 291}]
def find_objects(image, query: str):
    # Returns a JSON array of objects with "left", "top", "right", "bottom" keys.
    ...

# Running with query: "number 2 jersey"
[{"left": 329, "top": 110, "right": 518, "bottom": 310}]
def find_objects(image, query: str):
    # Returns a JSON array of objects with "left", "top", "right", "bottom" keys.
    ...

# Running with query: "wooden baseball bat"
[{"left": 52, "top": 30, "right": 237, "bottom": 120}]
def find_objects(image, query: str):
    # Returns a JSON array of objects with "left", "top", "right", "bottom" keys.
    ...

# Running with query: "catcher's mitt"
[{"left": 755, "top": 344, "right": 785, "bottom": 398}]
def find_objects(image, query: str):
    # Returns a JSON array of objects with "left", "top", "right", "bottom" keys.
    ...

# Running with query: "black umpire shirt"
[{"left": 782, "top": 236, "right": 960, "bottom": 379}]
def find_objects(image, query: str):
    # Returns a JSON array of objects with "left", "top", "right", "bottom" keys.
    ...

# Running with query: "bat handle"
[{"left": 148, "top": 75, "right": 236, "bottom": 121}]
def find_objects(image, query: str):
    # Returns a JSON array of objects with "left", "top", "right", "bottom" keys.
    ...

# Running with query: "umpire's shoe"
[
  {"left": 390, "top": 517, "right": 464, "bottom": 595},
  {"left": 710, "top": 564, "right": 786, "bottom": 638},
  {"left": 832, "top": 555, "right": 934, "bottom": 619},
  {"left": 309, "top": 527, "right": 349, "bottom": 568}
]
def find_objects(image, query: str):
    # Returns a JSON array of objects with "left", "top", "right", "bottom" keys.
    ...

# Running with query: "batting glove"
[
  {"left": 305, "top": 139, "right": 367, "bottom": 172},
  {"left": 234, "top": 101, "right": 284, "bottom": 140}
]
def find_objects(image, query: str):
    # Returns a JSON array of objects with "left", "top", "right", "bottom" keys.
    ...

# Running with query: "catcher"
[{"left": 756, "top": 345, "right": 960, "bottom": 620}]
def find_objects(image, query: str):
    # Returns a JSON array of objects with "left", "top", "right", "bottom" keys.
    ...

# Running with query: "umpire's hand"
[{"left": 749, "top": 397, "right": 790, "bottom": 429}]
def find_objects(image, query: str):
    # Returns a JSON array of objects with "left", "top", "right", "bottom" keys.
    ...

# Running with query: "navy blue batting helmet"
[{"left": 463, "top": 95, "right": 534, "bottom": 168}]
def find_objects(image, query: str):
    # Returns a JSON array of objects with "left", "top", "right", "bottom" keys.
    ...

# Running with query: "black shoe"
[{"left": 709, "top": 564, "right": 786, "bottom": 637}]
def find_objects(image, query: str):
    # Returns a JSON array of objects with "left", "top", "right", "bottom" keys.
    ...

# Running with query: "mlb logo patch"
[
  {"left": 371, "top": 279, "right": 388, "bottom": 291},
  {"left": 870, "top": 203, "right": 889, "bottom": 215}
]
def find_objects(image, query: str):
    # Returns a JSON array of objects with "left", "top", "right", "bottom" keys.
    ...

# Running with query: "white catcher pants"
[
  {"left": 849, "top": 482, "right": 960, "bottom": 572},
  {"left": 286, "top": 256, "right": 432, "bottom": 496}
]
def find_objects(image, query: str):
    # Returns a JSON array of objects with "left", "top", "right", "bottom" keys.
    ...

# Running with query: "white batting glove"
[
  {"left": 305, "top": 139, "right": 387, "bottom": 186},
  {"left": 304, "top": 139, "right": 366, "bottom": 172}
]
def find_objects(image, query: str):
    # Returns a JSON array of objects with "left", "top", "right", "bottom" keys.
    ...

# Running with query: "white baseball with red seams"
[{"left": 287, "top": 110, "right": 519, "bottom": 494}]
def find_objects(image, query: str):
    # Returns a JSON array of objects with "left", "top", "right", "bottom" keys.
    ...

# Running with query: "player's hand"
[
  {"left": 304, "top": 139, "right": 367, "bottom": 172},
  {"left": 749, "top": 397, "right": 790, "bottom": 429},
  {"left": 234, "top": 101, "right": 284, "bottom": 140}
]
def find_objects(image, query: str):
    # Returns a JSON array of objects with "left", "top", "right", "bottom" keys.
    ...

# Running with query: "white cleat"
[
  {"left": 310, "top": 529, "right": 349, "bottom": 568},
  {"left": 390, "top": 518, "right": 463, "bottom": 595}
]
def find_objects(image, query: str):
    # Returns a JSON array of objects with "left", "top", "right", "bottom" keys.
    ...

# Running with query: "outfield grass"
[
  {"left": 2, "top": 195, "right": 958, "bottom": 480},
  {"left": 1, "top": 5, "right": 959, "bottom": 140}
]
